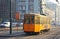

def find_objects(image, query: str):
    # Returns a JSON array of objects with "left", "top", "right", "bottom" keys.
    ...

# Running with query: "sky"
[
  {"left": 57, "top": 0, "right": 60, "bottom": 3},
  {"left": 46, "top": 0, "right": 60, "bottom": 22},
  {"left": 46, "top": 0, "right": 60, "bottom": 5},
  {"left": 46, "top": 0, "right": 57, "bottom": 2},
  {"left": 46, "top": 0, "right": 60, "bottom": 10},
  {"left": 47, "top": 0, "right": 57, "bottom": 5}
]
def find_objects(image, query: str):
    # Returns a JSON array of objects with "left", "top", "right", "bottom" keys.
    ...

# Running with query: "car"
[
  {"left": 20, "top": 22, "right": 23, "bottom": 26},
  {"left": 0, "top": 22, "right": 10, "bottom": 27},
  {"left": 19, "top": 22, "right": 23, "bottom": 26},
  {"left": 0, "top": 21, "right": 23, "bottom": 28},
  {"left": 15, "top": 22, "right": 23, "bottom": 27},
  {"left": 12, "top": 22, "right": 17, "bottom": 27}
]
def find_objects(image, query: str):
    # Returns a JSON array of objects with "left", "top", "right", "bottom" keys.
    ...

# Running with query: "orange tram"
[{"left": 23, "top": 13, "right": 51, "bottom": 34}]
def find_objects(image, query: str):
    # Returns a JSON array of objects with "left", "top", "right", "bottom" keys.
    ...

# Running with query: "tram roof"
[{"left": 24, "top": 13, "right": 46, "bottom": 16}]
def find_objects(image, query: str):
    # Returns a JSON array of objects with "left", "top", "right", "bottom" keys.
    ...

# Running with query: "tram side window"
[
  {"left": 35, "top": 20, "right": 40, "bottom": 24},
  {"left": 35, "top": 16, "right": 40, "bottom": 24},
  {"left": 47, "top": 19, "right": 50, "bottom": 24},
  {"left": 44, "top": 19, "right": 47, "bottom": 24},
  {"left": 40, "top": 19, "right": 44, "bottom": 24},
  {"left": 24, "top": 16, "right": 30, "bottom": 24},
  {"left": 31, "top": 16, "right": 34, "bottom": 24},
  {"left": 45, "top": 18, "right": 50, "bottom": 24},
  {"left": 49, "top": 19, "right": 50, "bottom": 24}
]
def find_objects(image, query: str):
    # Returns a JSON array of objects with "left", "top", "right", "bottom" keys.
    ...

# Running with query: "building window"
[
  {"left": 16, "top": 5, "right": 26, "bottom": 11},
  {"left": 16, "top": 0, "right": 26, "bottom": 2},
  {"left": 20, "top": 5, "right": 26, "bottom": 10},
  {"left": 28, "top": 0, "right": 34, "bottom": 2},
  {"left": 28, "top": 0, "right": 34, "bottom": 5},
  {"left": 28, "top": 5, "right": 34, "bottom": 13}
]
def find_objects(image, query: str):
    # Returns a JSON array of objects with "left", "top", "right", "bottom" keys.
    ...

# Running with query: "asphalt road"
[{"left": 0, "top": 25, "right": 60, "bottom": 39}]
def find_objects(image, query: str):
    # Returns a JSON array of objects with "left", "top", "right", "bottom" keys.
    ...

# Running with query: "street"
[{"left": 0, "top": 26, "right": 60, "bottom": 39}]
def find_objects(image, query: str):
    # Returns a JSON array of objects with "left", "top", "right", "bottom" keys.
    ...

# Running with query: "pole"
[
  {"left": 10, "top": 0, "right": 12, "bottom": 34},
  {"left": 55, "top": 5, "right": 56, "bottom": 27},
  {"left": 58, "top": 6, "right": 59, "bottom": 25},
  {"left": 40, "top": 0, "right": 43, "bottom": 14}
]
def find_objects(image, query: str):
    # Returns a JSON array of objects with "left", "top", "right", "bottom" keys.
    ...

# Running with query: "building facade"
[
  {"left": 16, "top": 0, "right": 42, "bottom": 19},
  {"left": 0, "top": 0, "right": 10, "bottom": 21},
  {"left": 0, "top": 0, "right": 48, "bottom": 21},
  {"left": 0, "top": 0, "right": 16, "bottom": 21}
]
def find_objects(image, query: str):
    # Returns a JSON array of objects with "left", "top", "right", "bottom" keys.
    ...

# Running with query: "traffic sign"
[{"left": 15, "top": 12, "right": 20, "bottom": 20}]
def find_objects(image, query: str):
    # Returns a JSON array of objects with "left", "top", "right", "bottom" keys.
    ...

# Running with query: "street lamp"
[
  {"left": 57, "top": 1, "right": 60, "bottom": 26},
  {"left": 39, "top": 0, "right": 43, "bottom": 14},
  {"left": 10, "top": 0, "right": 12, "bottom": 34},
  {"left": 55, "top": 4, "right": 57, "bottom": 27}
]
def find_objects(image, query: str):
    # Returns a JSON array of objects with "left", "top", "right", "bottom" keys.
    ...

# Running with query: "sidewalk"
[
  {"left": 0, "top": 27, "right": 24, "bottom": 37},
  {"left": 0, "top": 31, "right": 24, "bottom": 37},
  {"left": 0, "top": 27, "right": 23, "bottom": 31}
]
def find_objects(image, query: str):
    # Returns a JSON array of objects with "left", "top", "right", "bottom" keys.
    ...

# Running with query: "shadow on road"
[{"left": 0, "top": 31, "right": 39, "bottom": 37}]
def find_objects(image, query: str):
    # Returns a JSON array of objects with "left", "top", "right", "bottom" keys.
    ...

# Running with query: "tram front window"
[
  {"left": 31, "top": 16, "right": 34, "bottom": 24},
  {"left": 24, "top": 16, "right": 30, "bottom": 24}
]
